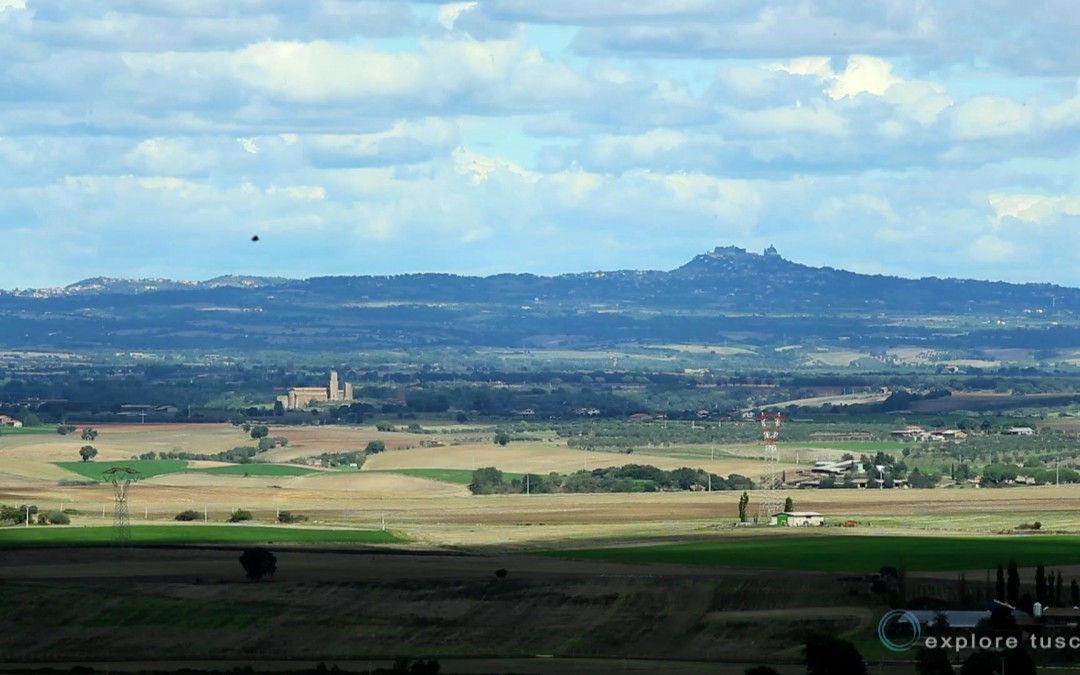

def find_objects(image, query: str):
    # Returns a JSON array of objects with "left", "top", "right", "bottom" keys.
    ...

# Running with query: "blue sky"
[{"left": 1, "top": 0, "right": 1079, "bottom": 288}]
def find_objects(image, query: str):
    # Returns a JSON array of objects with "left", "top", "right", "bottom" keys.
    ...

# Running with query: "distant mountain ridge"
[
  {"left": 1, "top": 246, "right": 1077, "bottom": 352},
  {"left": 3, "top": 275, "right": 292, "bottom": 298},
  {"left": 1, "top": 245, "right": 1076, "bottom": 314}
]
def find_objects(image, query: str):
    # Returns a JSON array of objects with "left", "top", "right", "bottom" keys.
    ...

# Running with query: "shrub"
[
  {"left": 365, "top": 440, "right": 385, "bottom": 454},
  {"left": 229, "top": 509, "right": 253, "bottom": 523},
  {"left": 277, "top": 511, "right": 308, "bottom": 524},
  {"left": 37, "top": 511, "right": 70, "bottom": 525},
  {"left": 175, "top": 509, "right": 200, "bottom": 521}
]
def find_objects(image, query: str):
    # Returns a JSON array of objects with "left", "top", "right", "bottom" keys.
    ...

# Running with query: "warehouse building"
[{"left": 774, "top": 511, "right": 825, "bottom": 527}]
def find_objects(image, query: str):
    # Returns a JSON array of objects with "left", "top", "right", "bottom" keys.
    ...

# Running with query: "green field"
[
  {"left": 56, "top": 459, "right": 190, "bottom": 480},
  {"left": 534, "top": 534, "right": 1080, "bottom": 573},
  {"left": 55, "top": 460, "right": 323, "bottom": 480},
  {"left": 0, "top": 426, "right": 54, "bottom": 435},
  {"left": 0, "top": 524, "right": 403, "bottom": 546},
  {"left": 366, "top": 468, "right": 525, "bottom": 484}
]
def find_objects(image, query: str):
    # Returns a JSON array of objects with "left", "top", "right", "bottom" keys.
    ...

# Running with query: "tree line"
[{"left": 468, "top": 464, "right": 752, "bottom": 495}]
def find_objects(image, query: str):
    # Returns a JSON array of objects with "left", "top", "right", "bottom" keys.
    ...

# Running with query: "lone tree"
[
  {"left": 784, "top": 496, "right": 794, "bottom": 512},
  {"left": 239, "top": 547, "right": 277, "bottom": 581},
  {"left": 996, "top": 563, "right": 1006, "bottom": 601},
  {"left": 365, "top": 440, "right": 385, "bottom": 454},
  {"left": 494, "top": 431, "right": 510, "bottom": 446},
  {"left": 1036, "top": 564, "right": 1048, "bottom": 605},
  {"left": 81, "top": 427, "right": 98, "bottom": 441},
  {"left": 78, "top": 445, "right": 98, "bottom": 462},
  {"left": 738, "top": 491, "right": 749, "bottom": 522},
  {"left": 1007, "top": 559, "right": 1020, "bottom": 606},
  {"left": 250, "top": 425, "right": 269, "bottom": 440}
]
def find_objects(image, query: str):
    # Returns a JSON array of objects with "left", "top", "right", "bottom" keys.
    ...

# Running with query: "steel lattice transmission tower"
[
  {"left": 757, "top": 413, "right": 784, "bottom": 524},
  {"left": 103, "top": 467, "right": 141, "bottom": 545}
]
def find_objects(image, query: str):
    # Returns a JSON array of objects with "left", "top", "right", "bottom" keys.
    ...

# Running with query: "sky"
[{"left": 1, "top": 0, "right": 1079, "bottom": 289}]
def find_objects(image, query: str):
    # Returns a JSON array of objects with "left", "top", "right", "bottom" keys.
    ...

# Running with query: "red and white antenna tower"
[{"left": 758, "top": 413, "right": 784, "bottom": 523}]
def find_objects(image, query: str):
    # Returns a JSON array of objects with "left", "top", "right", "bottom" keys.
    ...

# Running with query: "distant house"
[
  {"left": 937, "top": 429, "right": 968, "bottom": 441},
  {"left": 810, "top": 459, "right": 858, "bottom": 475},
  {"left": 0, "top": 415, "right": 23, "bottom": 428},
  {"left": 774, "top": 511, "right": 824, "bottom": 527},
  {"left": 890, "top": 425, "right": 925, "bottom": 440},
  {"left": 1004, "top": 426, "right": 1035, "bottom": 436}
]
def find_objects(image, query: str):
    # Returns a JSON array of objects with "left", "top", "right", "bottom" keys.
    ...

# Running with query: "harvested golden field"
[
  {"left": 648, "top": 344, "right": 758, "bottom": 355},
  {"left": 9, "top": 422, "right": 1080, "bottom": 550},
  {"left": 8, "top": 477, "right": 1080, "bottom": 549},
  {"left": 801, "top": 348, "right": 866, "bottom": 367},
  {"left": 360, "top": 441, "right": 791, "bottom": 477}
]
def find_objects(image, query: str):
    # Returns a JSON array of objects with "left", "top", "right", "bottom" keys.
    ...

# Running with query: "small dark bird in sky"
[{"left": 251, "top": 235, "right": 259, "bottom": 242}]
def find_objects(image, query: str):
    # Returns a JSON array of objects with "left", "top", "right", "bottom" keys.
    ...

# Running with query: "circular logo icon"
[{"left": 878, "top": 609, "right": 922, "bottom": 652}]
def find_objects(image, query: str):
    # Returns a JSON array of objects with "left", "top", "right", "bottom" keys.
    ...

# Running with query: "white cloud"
[
  {"left": 0, "top": 2, "right": 1079, "bottom": 287},
  {"left": 124, "top": 138, "right": 218, "bottom": 175},
  {"left": 950, "top": 96, "right": 1036, "bottom": 140},
  {"left": 588, "top": 129, "right": 687, "bottom": 163},
  {"left": 303, "top": 118, "right": 459, "bottom": 167},
  {"left": 438, "top": 2, "right": 478, "bottom": 30},
  {"left": 237, "top": 138, "right": 259, "bottom": 154},
  {"left": 968, "top": 234, "right": 1016, "bottom": 262},
  {"left": 268, "top": 185, "right": 326, "bottom": 200},
  {"left": 990, "top": 193, "right": 1080, "bottom": 223}
]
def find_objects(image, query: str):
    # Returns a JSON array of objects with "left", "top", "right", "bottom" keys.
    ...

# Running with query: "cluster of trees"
[
  {"left": 875, "top": 387, "right": 952, "bottom": 412},
  {"left": 292, "top": 450, "right": 366, "bottom": 468},
  {"left": 0, "top": 503, "right": 68, "bottom": 526},
  {"left": 137, "top": 446, "right": 262, "bottom": 463},
  {"left": 0, "top": 503, "right": 37, "bottom": 524},
  {"left": 468, "top": 465, "right": 752, "bottom": 495},
  {"left": 973, "top": 462, "right": 1080, "bottom": 486},
  {"left": 994, "top": 560, "right": 1079, "bottom": 613}
]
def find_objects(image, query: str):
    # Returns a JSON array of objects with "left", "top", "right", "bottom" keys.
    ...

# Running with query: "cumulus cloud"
[
  {"left": 0, "top": 1, "right": 1078, "bottom": 287},
  {"left": 990, "top": 194, "right": 1080, "bottom": 223}
]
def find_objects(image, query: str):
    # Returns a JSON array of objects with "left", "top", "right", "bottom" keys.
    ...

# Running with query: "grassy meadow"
[
  {"left": 535, "top": 534, "right": 1080, "bottom": 573},
  {"left": 0, "top": 524, "right": 403, "bottom": 546}
]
